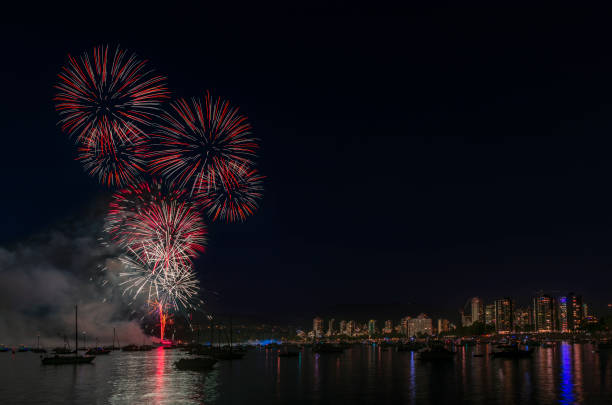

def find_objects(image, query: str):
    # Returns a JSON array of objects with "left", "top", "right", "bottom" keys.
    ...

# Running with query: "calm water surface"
[{"left": 1, "top": 343, "right": 612, "bottom": 404}]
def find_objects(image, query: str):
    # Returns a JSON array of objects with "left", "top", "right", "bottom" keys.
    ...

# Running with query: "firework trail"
[
  {"left": 148, "top": 93, "right": 259, "bottom": 195},
  {"left": 197, "top": 164, "right": 264, "bottom": 222},
  {"left": 119, "top": 247, "right": 202, "bottom": 340},
  {"left": 105, "top": 180, "right": 207, "bottom": 268}
]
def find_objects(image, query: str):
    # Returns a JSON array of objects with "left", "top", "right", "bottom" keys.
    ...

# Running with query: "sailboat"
[
  {"left": 32, "top": 335, "right": 47, "bottom": 353},
  {"left": 42, "top": 305, "right": 95, "bottom": 365},
  {"left": 103, "top": 328, "right": 121, "bottom": 351}
]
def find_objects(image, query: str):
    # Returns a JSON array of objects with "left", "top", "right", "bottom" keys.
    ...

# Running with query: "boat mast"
[
  {"left": 75, "top": 305, "right": 78, "bottom": 358},
  {"left": 229, "top": 315, "right": 233, "bottom": 354},
  {"left": 210, "top": 317, "right": 214, "bottom": 348}
]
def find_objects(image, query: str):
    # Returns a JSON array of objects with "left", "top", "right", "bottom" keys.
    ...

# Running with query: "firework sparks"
[
  {"left": 119, "top": 248, "right": 202, "bottom": 313},
  {"left": 55, "top": 45, "right": 169, "bottom": 146},
  {"left": 197, "top": 164, "right": 264, "bottom": 222},
  {"left": 148, "top": 93, "right": 259, "bottom": 195},
  {"left": 77, "top": 134, "right": 149, "bottom": 187},
  {"left": 106, "top": 180, "right": 207, "bottom": 266}
]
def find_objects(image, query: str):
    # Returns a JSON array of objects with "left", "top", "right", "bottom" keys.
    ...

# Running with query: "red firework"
[
  {"left": 148, "top": 93, "right": 258, "bottom": 194},
  {"left": 77, "top": 133, "right": 149, "bottom": 187},
  {"left": 54, "top": 44, "right": 169, "bottom": 153},
  {"left": 197, "top": 164, "right": 264, "bottom": 222},
  {"left": 106, "top": 180, "right": 207, "bottom": 267}
]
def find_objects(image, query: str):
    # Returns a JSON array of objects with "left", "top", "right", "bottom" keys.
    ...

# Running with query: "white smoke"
[{"left": 0, "top": 220, "right": 150, "bottom": 348}]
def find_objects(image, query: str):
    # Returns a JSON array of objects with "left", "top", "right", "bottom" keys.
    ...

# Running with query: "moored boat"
[
  {"left": 86, "top": 347, "right": 111, "bottom": 355},
  {"left": 491, "top": 344, "right": 533, "bottom": 358},
  {"left": 41, "top": 305, "right": 95, "bottom": 366}
]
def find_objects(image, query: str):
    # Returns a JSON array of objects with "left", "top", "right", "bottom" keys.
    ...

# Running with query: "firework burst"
[
  {"left": 77, "top": 134, "right": 149, "bottom": 187},
  {"left": 197, "top": 164, "right": 264, "bottom": 222},
  {"left": 105, "top": 180, "right": 207, "bottom": 267},
  {"left": 119, "top": 248, "right": 202, "bottom": 312},
  {"left": 54, "top": 45, "right": 169, "bottom": 149},
  {"left": 148, "top": 93, "right": 258, "bottom": 194}
]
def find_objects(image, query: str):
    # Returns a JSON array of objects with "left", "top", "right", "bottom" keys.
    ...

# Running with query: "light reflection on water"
[
  {"left": 559, "top": 343, "right": 574, "bottom": 405},
  {"left": 1, "top": 343, "right": 612, "bottom": 404}
]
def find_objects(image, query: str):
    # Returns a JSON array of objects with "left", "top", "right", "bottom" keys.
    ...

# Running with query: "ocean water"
[{"left": 1, "top": 343, "right": 611, "bottom": 404}]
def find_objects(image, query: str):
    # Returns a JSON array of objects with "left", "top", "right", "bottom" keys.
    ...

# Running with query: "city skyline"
[{"left": 305, "top": 290, "right": 608, "bottom": 336}]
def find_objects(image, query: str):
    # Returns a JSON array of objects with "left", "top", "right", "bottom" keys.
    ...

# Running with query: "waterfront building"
[
  {"left": 533, "top": 293, "right": 554, "bottom": 332},
  {"left": 470, "top": 297, "right": 484, "bottom": 323},
  {"left": 514, "top": 307, "right": 531, "bottom": 331},
  {"left": 339, "top": 320, "right": 347, "bottom": 335},
  {"left": 566, "top": 293, "right": 583, "bottom": 331},
  {"left": 461, "top": 312, "right": 472, "bottom": 327},
  {"left": 407, "top": 313, "right": 433, "bottom": 336},
  {"left": 346, "top": 320, "right": 354, "bottom": 336},
  {"left": 400, "top": 316, "right": 411, "bottom": 335},
  {"left": 383, "top": 320, "right": 393, "bottom": 334},
  {"left": 326, "top": 318, "right": 335, "bottom": 336},
  {"left": 437, "top": 318, "right": 450, "bottom": 334},
  {"left": 368, "top": 319, "right": 376, "bottom": 336},
  {"left": 313, "top": 317, "right": 323, "bottom": 338},
  {"left": 485, "top": 304, "right": 495, "bottom": 326},
  {"left": 494, "top": 298, "right": 513, "bottom": 333},
  {"left": 558, "top": 297, "right": 569, "bottom": 332}
]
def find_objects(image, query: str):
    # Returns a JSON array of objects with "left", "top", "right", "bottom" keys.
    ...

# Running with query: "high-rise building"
[
  {"left": 368, "top": 319, "right": 376, "bottom": 336},
  {"left": 346, "top": 320, "right": 354, "bottom": 336},
  {"left": 313, "top": 317, "right": 323, "bottom": 338},
  {"left": 485, "top": 304, "right": 495, "bottom": 326},
  {"left": 407, "top": 314, "right": 433, "bottom": 336},
  {"left": 326, "top": 318, "right": 335, "bottom": 336},
  {"left": 400, "top": 316, "right": 411, "bottom": 336},
  {"left": 558, "top": 297, "right": 569, "bottom": 332},
  {"left": 383, "top": 320, "right": 393, "bottom": 334},
  {"left": 494, "top": 298, "right": 514, "bottom": 333},
  {"left": 461, "top": 312, "right": 472, "bottom": 327},
  {"left": 566, "top": 293, "right": 583, "bottom": 331},
  {"left": 514, "top": 307, "right": 531, "bottom": 331},
  {"left": 533, "top": 293, "right": 554, "bottom": 332},
  {"left": 339, "top": 320, "right": 347, "bottom": 335},
  {"left": 470, "top": 297, "right": 484, "bottom": 323},
  {"left": 437, "top": 318, "right": 450, "bottom": 334}
]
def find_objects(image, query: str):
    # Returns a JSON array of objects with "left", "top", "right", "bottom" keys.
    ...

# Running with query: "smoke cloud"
[{"left": 0, "top": 213, "right": 150, "bottom": 348}]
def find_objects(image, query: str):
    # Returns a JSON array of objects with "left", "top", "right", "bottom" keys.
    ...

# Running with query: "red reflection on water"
[{"left": 155, "top": 346, "right": 166, "bottom": 403}]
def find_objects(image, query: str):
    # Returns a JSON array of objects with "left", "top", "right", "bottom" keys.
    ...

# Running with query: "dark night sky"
[{"left": 2, "top": 4, "right": 612, "bottom": 323}]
